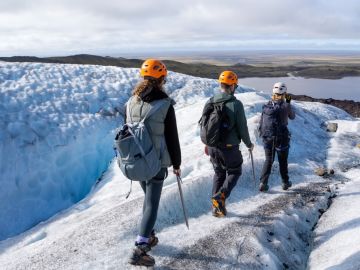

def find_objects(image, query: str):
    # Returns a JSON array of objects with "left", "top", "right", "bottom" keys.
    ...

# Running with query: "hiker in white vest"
[{"left": 126, "top": 59, "right": 181, "bottom": 267}]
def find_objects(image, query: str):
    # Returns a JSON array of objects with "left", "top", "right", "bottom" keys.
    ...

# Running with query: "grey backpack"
[{"left": 114, "top": 98, "right": 167, "bottom": 181}]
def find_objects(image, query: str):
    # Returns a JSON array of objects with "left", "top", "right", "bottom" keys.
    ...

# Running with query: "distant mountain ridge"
[
  {"left": 1, "top": 54, "right": 359, "bottom": 117},
  {"left": 1, "top": 54, "right": 360, "bottom": 79},
  {"left": 0, "top": 54, "right": 143, "bottom": 67}
]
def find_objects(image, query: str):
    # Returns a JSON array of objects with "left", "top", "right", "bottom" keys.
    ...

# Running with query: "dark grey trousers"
[
  {"left": 260, "top": 147, "right": 289, "bottom": 185},
  {"left": 208, "top": 146, "right": 243, "bottom": 198},
  {"left": 139, "top": 168, "right": 167, "bottom": 238}
]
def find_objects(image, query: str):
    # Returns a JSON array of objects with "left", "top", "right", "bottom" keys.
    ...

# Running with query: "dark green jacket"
[{"left": 210, "top": 92, "right": 252, "bottom": 148}]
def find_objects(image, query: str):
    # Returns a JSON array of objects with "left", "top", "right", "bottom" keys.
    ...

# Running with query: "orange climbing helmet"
[
  {"left": 140, "top": 59, "right": 167, "bottom": 79},
  {"left": 218, "top": 70, "right": 238, "bottom": 86}
]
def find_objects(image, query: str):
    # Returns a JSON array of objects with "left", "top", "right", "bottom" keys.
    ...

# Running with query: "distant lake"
[{"left": 239, "top": 77, "right": 360, "bottom": 102}]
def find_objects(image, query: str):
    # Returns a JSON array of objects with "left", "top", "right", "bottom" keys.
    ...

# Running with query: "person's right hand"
[
  {"left": 173, "top": 168, "right": 181, "bottom": 177},
  {"left": 248, "top": 143, "right": 254, "bottom": 151}
]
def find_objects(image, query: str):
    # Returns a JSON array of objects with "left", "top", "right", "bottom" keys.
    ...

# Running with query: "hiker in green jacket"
[{"left": 203, "top": 71, "right": 254, "bottom": 217}]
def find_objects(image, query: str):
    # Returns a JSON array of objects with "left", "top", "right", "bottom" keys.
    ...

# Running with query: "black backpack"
[
  {"left": 199, "top": 98, "right": 231, "bottom": 147},
  {"left": 259, "top": 101, "right": 289, "bottom": 148}
]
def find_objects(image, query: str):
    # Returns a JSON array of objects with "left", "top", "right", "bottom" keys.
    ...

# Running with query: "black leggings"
[
  {"left": 260, "top": 147, "right": 289, "bottom": 185},
  {"left": 138, "top": 168, "right": 167, "bottom": 238}
]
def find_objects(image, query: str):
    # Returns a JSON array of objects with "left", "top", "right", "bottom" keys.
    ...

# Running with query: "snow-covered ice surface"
[
  {"left": 0, "top": 63, "right": 138, "bottom": 240},
  {"left": 308, "top": 170, "right": 360, "bottom": 270},
  {"left": 0, "top": 62, "right": 225, "bottom": 240},
  {"left": 0, "top": 62, "right": 359, "bottom": 269},
  {"left": 308, "top": 120, "right": 360, "bottom": 270}
]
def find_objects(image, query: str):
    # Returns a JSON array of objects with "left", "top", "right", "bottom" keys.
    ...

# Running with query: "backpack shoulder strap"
[
  {"left": 201, "top": 97, "right": 214, "bottom": 114},
  {"left": 263, "top": 100, "right": 270, "bottom": 108},
  {"left": 141, "top": 99, "right": 169, "bottom": 123},
  {"left": 126, "top": 96, "right": 135, "bottom": 123},
  {"left": 206, "top": 97, "right": 214, "bottom": 106}
]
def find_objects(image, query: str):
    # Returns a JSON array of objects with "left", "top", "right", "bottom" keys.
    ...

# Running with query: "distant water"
[{"left": 239, "top": 77, "right": 360, "bottom": 102}]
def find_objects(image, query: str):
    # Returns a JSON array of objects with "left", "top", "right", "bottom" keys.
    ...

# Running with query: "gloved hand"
[
  {"left": 173, "top": 168, "right": 181, "bottom": 177},
  {"left": 204, "top": 145, "right": 209, "bottom": 156},
  {"left": 285, "top": 93, "right": 292, "bottom": 103},
  {"left": 248, "top": 143, "right": 254, "bottom": 151}
]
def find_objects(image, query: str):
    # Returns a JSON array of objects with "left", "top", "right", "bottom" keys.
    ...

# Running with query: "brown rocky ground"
[{"left": 291, "top": 95, "right": 360, "bottom": 118}]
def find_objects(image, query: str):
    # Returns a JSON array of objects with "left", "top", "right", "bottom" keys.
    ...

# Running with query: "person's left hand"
[{"left": 285, "top": 93, "right": 292, "bottom": 103}]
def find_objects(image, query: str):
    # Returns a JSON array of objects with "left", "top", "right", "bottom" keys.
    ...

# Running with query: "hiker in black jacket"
[
  {"left": 125, "top": 59, "right": 181, "bottom": 267},
  {"left": 258, "top": 82, "right": 295, "bottom": 192}
]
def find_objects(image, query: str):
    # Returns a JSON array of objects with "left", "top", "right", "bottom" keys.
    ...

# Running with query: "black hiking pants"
[
  {"left": 208, "top": 145, "right": 243, "bottom": 199},
  {"left": 260, "top": 146, "right": 289, "bottom": 185},
  {"left": 138, "top": 168, "right": 167, "bottom": 238}
]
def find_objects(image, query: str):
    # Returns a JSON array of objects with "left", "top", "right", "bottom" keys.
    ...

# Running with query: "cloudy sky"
[{"left": 0, "top": 0, "right": 359, "bottom": 56}]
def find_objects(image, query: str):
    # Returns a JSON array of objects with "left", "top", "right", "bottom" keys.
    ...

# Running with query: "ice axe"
[
  {"left": 249, "top": 149, "right": 257, "bottom": 188},
  {"left": 176, "top": 175, "right": 189, "bottom": 229}
]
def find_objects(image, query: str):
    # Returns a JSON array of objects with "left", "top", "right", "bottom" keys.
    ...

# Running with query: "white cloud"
[{"left": 0, "top": 0, "right": 359, "bottom": 56}]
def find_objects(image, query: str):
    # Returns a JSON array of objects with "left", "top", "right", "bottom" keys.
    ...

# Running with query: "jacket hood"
[{"left": 212, "top": 92, "right": 236, "bottom": 103}]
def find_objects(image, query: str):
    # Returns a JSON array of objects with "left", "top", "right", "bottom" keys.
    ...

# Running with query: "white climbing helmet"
[{"left": 272, "top": 82, "right": 287, "bottom": 94}]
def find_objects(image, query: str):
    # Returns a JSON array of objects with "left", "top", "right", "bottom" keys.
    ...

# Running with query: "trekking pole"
[
  {"left": 249, "top": 149, "right": 256, "bottom": 188},
  {"left": 176, "top": 175, "right": 189, "bottom": 229}
]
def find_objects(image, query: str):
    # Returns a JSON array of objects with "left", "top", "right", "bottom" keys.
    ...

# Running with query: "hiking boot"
[
  {"left": 128, "top": 243, "right": 155, "bottom": 267},
  {"left": 282, "top": 181, "right": 292, "bottom": 190},
  {"left": 148, "top": 229, "right": 158, "bottom": 248},
  {"left": 259, "top": 183, "right": 269, "bottom": 192},
  {"left": 212, "top": 192, "right": 226, "bottom": 216},
  {"left": 212, "top": 205, "right": 225, "bottom": 217}
]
